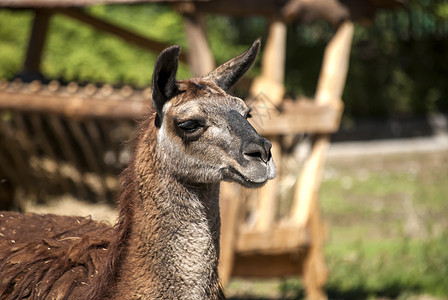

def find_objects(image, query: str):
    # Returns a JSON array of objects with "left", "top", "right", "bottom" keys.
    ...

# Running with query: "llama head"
[{"left": 151, "top": 40, "right": 275, "bottom": 187}]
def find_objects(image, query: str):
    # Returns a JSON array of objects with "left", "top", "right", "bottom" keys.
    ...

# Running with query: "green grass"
[
  {"left": 324, "top": 236, "right": 448, "bottom": 299},
  {"left": 320, "top": 152, "right": 448, "bottom": 299},
  {"left": 228, "top": 234, "right": 448, "bottom": 299}
]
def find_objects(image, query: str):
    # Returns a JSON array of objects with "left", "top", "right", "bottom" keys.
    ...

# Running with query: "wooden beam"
[
  {"left": 232, "top": 252, "right": 306, "bottom": 278},
  {"left": 180, "top": 5, "right": 215, "bottom": 77},
  {"left": 302, "top": 195, "right": 329, "bottom": 300},
  {"left": 250, "top": 99, "right": 343, "bottom": 135},
  {"left": 291, "top": 21, "right": 353, "bottom": 228},
  {"left": 0, "top": 90, "right": 148, "bottom": 120},
  {"left": 0, "top": 0, "right": 405, "bottom": 24},
  {"left": 0, "top": 88, "right": 343, "bottom": 132},
  {"left": 236, "top": 226, "right": 309, "bottom": 255},
  {"left": 194, "top": 0, "right": 283, "bottom": 17},
  {"left": 282, "top": 0, "right": 349, "bottom": 27},
  {"left": 194, "top": 0, "right": 405, "bottom": 23},
  {"left": 291, "top": 136, "right": 330, "bottom": 227},
  {"left": 0, "top": 0, "right": 207, "bottom": 7},
  {"left": 252, "top": 138, "right": 281, "bottom": 231},
  {"left": 315, "top": 21, "right": 354, "bottom": 105},
  {"left": 219, "top": 183, "right": 243, "bottom": 287},
  {"left": 250, "top": 19, "right": 286, "bottom": 105},
  {"left": 22, "top": 9, "right": 52, "bottom": 78},
  {"left": 54, "top": 8, "right": 188, "bottom": 63}
]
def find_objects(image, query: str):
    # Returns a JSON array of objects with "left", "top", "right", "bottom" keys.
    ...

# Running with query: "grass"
[
  {"left": 227, "top": 150, "right": 448, "bottom": 299},
  {"left": 320, "top": 151, "right": 448, "bottom": 299},
  {"left": 324, "top": 236, "right": 448, "bottom": 299}
]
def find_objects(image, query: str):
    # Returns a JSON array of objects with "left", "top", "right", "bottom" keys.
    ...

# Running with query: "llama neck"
[{"left": 112, "top": 134, "right": 224, "bottom": 299}]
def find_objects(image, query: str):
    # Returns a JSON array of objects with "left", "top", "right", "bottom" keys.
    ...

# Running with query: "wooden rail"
[
  {"left": 0, "top": 90, "right": 148, "bottom": 120},
  {"left": 236, "top": 226, "right": 310, "bottom": 255},
  {"left": 0, "top": 84, "right": 342, "bottom": 133},
  {"left": 0, "top": 80, "right": 150, "bottom": 120},
  {"left": 250, "top": 98, "right": 343, "bottom": 135}
]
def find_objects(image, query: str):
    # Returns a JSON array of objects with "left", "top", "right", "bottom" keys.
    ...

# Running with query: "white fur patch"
[{"left": 162, "top": 101, "right": 172, "bottom": 115}]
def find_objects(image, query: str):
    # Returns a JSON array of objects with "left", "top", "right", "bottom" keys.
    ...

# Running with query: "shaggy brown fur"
[
  {"left": 0, "top": 212, "right": 112, "bottom": 299},
  {"left": 0, "top": 40, "right": 274, "bottom": 299}
]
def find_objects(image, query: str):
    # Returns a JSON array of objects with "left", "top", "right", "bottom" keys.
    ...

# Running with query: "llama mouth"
[{"left": 223, "top": 165, "right": 272, "bottom": 188}]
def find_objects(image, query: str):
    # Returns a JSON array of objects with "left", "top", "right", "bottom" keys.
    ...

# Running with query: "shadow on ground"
[{"left": 228, "top": 282, "right": 424, "bottom": 300}]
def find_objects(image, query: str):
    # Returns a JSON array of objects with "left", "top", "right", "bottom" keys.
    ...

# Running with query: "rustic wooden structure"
[
  {"left": 0, "top": 1, "right": 404, "bottom": 299},
  {"left": 0, "top": 79, "right": 149, "bottom": 203},
  {"left": 217, "top": 21, "right": 353, "bottom": 299}
]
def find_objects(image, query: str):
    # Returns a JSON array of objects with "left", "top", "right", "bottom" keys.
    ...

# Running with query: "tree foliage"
[{"left": 0, "top": 0, "right": 446, "bottom": 118}]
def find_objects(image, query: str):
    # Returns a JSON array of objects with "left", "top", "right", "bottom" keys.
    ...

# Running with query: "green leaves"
[{"left": 1, "top": 1, "right": 447, "bottom": 118}]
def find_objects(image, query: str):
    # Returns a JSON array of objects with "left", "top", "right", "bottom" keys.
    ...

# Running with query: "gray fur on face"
[{"left": 156, "top": 84, "right": 275, "bottom": 187}]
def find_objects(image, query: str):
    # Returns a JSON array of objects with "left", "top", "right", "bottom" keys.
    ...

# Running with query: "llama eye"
[
  {"left": 178, "top": 120, "right": 201, "bottom": 133},
  {"left": 245, "top": 110, "right": 253, "bottom": 119}
]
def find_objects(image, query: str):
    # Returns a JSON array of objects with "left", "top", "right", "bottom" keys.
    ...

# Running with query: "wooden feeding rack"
[
  {"left": 0, "top": 79, "right": 150, "bottom": 206},
  {"left": 219, "top": 21, "right": 354, "bottom": 299}
]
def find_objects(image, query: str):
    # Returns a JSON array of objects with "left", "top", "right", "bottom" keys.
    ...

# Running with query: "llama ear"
[
  {"left": 152, "top": 45, "right": 181, "bottom": 119},
  {"left": 204, "top": 39, "right": 260, "bottom": 91}
]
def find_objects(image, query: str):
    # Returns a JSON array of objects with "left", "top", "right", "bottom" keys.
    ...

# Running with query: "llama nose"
[{"left": 243, "top": 138, "right": 272, "bottom": 163}]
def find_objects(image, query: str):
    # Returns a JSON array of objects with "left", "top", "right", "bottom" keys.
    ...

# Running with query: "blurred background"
[{"left": 0, "top": 0, "right": 447, "bottom": 299}]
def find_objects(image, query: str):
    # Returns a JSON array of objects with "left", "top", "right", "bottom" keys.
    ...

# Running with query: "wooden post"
[
  {"left": 291, "top": 21, "right": 354, "bottom": 227},
  {"left": 253, "top": 139, "right": 281, "bottom": 231},
  {"left": 302, "top": 196, "right": 329, "bottom": 300},
  {"left": 251, "top": 19, "right": 287, "bottom": 232},
  {"left": 314, "top": 22, "right": 354, "bottom": 104},
  {"left": 250, "top": 19, "right": 286, "bottom": 105},
  {"left": 290, "top": 21, "right": 354, "bottom": 300},
  {"left": 180, "top": 4, "right": 215, "bottom": 77},
  {"left": 219, "top": 183, "right": 243, "bottom": 287},
  {"left": 21, "top": 9, "right": 52, "bottom": 79}
]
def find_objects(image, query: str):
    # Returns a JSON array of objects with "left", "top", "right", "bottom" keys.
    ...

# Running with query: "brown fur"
[
  {"left": 0, "top": 41, "right": 272, "bottom": 299},
  {"left": 0, "top": 212, "right": 112, "bottom": 299}
]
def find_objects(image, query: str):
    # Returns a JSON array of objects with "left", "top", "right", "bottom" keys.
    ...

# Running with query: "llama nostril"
[
  {"left": 243, "top": 142, "right": 270, "bottom": 163},
  {"left": 245, "top": 151, "right": 263, "bottom": 160}
]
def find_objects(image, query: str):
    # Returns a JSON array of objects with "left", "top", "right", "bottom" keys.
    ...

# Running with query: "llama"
[{"left": 0, "top": 39, "right": 275, "bottom": 299}]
